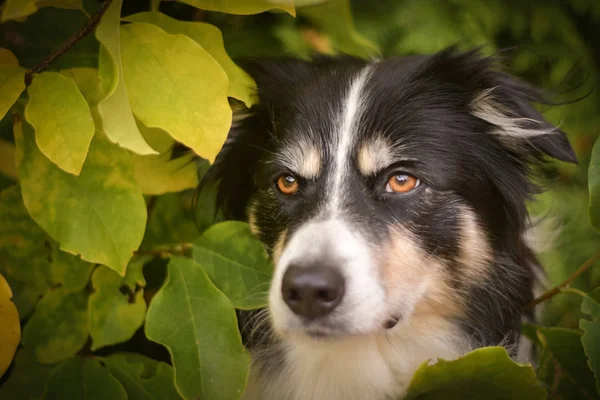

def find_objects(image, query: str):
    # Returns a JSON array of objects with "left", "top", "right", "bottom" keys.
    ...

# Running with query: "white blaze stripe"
[{"left": 329, "top": 66, "right": 373, "bottom": 214}]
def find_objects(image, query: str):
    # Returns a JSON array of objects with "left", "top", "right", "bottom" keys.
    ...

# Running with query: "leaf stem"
[
  {"left": 24, "top": 0, "right": 113, "bottom": 86},
  {"left": 527, "top": 251, "right": 600, "bottom": 308},
  {"left": 134, "top": 243, "right": 193, "bottom": 259}
]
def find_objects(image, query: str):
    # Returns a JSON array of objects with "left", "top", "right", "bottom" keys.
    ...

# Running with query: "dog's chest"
[{"left": 243, "top": 318, "right": 467, "bottom": 400}]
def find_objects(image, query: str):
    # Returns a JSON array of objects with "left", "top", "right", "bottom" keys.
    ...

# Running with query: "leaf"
[
  {"left": 15, "top": 120, "right": 147, "bottom": 274},
  {"left": 140, "top": 191, "right": 200, "bottom": 251},
  {"left": 43, "top": 356, "right": 127, "bottom": 400},
  {"left": 580, "top": 288, "right": 600, "bottom": 394},
  {"left": 298, "top": 0, "right": 380, "bottom": 59},
  {"left": 0, "top": 139, "right": 17, "bottom": 180},
  {"left": 145, "top": 257, "right": 249, "bottom": 400},
  {"left": 21, "top": 289, "right": 89, "bottom": 364},
  {"left": 0, "top": 0, "right": 85, "bottom": 22},
  {"left": 4, "top": 276, "right": 42, "bottom": 320},
  {"left": 590, "top": 136, "right": 600, "bottom": 231},
  {"left": 192, "top": 221, "right": 273, "bottom": 309},
  {"left": 89, "top": 258, "right": 148, "bottom": 351},
  {"left": 104, "top": 352, "right": 183, "bottom": 400},
  {"left": 120, "top": 22, "right": 232, "bottom": 163},
  {"left": 60, "top": 67, "right": 105, "bottom": 105},
  {"left": 175, "top": 0, "right": 294, "bottom": 15},
  {"left": 49, "top": 244, "right": 94, "bottom": 293},
  {"left": 405, "top": 346, "right": 546, "bottom": 400},
  {"left": 0, "top": 350, "right": 53, "bottom": 400},
  {"left": 537, "top": 327, "right": 598, "bottom": 398},
  {"left": 95, "top": 0, "right": 157, "bottom": 155},
  {"left": 25, "top": 71, "right": 95, "bottom": 175},
  {"left": 0, "top": 48, "right": 26, "bottom": 121},
  {"left": 124, "top": 12, "right": 257, "bottom": 107},
  {"left": 0, "top": 273, "right": 20, "bottom": 377}
]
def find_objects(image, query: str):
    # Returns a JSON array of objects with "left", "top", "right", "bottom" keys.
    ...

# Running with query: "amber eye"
[
  {"left": 276, "top": 174, "right": 299, "bottom": 195},
  {"left": 385, "top": 174, "right": 420, "bottom": 193}
]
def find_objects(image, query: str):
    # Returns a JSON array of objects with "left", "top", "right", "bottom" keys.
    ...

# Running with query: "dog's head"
[{"left": 204, "top": 48, "right": 576, "bottom": 343}]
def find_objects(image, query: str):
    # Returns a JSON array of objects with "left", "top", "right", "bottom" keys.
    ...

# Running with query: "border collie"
[{"left": 203, "top": 48, "right": 577, "bottom": 400}]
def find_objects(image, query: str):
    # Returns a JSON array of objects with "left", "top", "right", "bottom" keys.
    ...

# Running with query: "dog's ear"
[
  {"left": 422, "top": 48, "right": 578, "bottom": 164},
  {"left": 199, "top": 59, "right": 320, "bottom": 221}
]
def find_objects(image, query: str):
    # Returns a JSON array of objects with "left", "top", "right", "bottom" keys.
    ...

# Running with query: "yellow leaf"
[
  {"left": 120, "top": 22, "right": 231, "bottom": 163},
  {"left": 25, "top": 72, "right": 95, "bottom": 175},
  {"left": 176, "top": 0, "right": 295, "bottom": 16},
  {"left": 95, "top": 0, "right": 157, "bottom": 155},
  {"left": 0, "top": 273, "right": 20, "bottom": 378},
  {"left": 124, "top": 12, "right": 258, "bottom": 107},
  {"left": 60, "top": 67, "right": 105, "bottom": 106},
  {"left": 0, "top": 48, "right": 25, "bottom": 121}
]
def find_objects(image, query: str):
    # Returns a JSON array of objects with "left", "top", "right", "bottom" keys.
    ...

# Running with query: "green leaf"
[
  {"left": 0, "top": 48, "right": 26, "bottom": 121},
  {"left": 580, "top": 288, "right": 600, "bottom": 394},
  {"left": 25, "top": 71, "right": 94, "bottom": 175},
  {"left": 0, "top": 138, "right": 17, "bottom": 180},
  {"left": 175, "top": 0, "right": 294, "bottom": 15},
  {"left": 21, "top": 289, "right": 89, "bottom": 364},
  {"left": 537, "top": 327, "right": 598, "bottom": 398},
  {"left": 15, "top": 121, "right": 147, "bottom": 274},
  {"left": 0, "top": 350, "right": 53, "bottom": 400},
  {"left": 298, "top": 0, "right": 380, "bottom": 59},
  {"left": 120, "top": 22, "right": 231, "bottom": 163},
  {"left": 1, "top": 0, "right": 85, "bottom": 23},
  {"left": 590, "top": 136, "right": 600, "bottom": 231},
  {"left": 124, "top": 12, "right": 257, "bottom": 107},
  {"left": 145, "top": 257, "right": 249, "bottom": 400},
  {"left": 49, "top": 244, "right": 94, "bottom": 293},
  {"left": 4, "top": 276, "right": 42, "bottom": 320},
  {"left": 89, "top": 258, "right": 148, "bottom": 351},
  {"left": 405, "top": 346, "right": 546, "bottom": 400},
  {"left": 43, "top": 356, "right": 127, "bottom": 400},
  {"left": 192, "top": 221, "right": 272, "bottom": 309},
  {"left": 104, "top": 352, "right": 183, "bottom": 400},
  {"left": 95, "top": 0, "right": 157, "bottom": 155},
  {"left": 140, "top": 191, "right": 200, "bottom": 251}
]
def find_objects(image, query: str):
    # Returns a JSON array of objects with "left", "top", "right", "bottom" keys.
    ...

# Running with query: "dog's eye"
[
  {"left": 276, "top": 174, "right": 299, "bottom": 195},
  {"left": 385, "top": 174, "right": 420, "bottom": 193}
]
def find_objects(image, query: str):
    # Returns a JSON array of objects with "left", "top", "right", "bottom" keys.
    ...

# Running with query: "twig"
[
  {"left": 134, "top": 243, "right": 193, "bottom": 259},
  {"left": 527, "top": 251, "right": 600, "bottom": 308},
  {"left": 24, "top": 0, "right": 113, "bottom": 86}
]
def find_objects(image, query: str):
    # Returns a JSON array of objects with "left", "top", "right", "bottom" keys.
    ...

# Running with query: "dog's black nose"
[{"left": 281, "top": 266, "right": 345, "bottom": 319}]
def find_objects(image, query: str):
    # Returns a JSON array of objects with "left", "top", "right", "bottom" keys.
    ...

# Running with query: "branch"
[
  {"left": 24, "top": 0, "right": 113, "bottom": 86},
  {"left": 527, "top": 251, "right": 600, "bottom": 309}
]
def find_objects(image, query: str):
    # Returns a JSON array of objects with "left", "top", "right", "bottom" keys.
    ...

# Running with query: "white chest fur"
[{"left": 243, "top": 317, "right": 470, "bottom": 400}]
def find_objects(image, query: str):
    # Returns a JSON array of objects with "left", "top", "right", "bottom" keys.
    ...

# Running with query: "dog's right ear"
[{"left": 199, "top": 59, "right": 317, "bottom": 221}]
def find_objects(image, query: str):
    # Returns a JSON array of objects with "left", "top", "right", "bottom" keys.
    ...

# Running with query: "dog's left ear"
[{"left": 424, "top": 48, "right": 578, "bottom": 164}]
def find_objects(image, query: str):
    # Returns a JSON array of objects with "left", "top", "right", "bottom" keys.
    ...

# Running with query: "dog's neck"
[{"left": 243, "top": 315, "right": 471, "bottom": 400}]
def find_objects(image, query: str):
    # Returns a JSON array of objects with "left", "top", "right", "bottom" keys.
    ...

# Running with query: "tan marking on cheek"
[
  {"left": 379, "top": 228, "right": 461, "bottom": 318},
  {"left": 458, "top": 207, "right": 492, "bottom": 281},
  {"left": 247, "top": 199, "right": 261, "bottom": 237},
  {"left": 357, "top": 137, "right": 392, "bottom": 176},
  {"left": 271, "top": 228, "right": 288, "bottom": 264}
]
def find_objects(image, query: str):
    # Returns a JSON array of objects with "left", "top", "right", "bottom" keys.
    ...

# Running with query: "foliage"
[{"left": 0, "top": 0, "right": 598, "bottom": 399}]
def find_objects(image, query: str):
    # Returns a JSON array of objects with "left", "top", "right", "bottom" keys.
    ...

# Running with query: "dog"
[{"left": 202, "top": 47, "right": 577, "bottom": 400}]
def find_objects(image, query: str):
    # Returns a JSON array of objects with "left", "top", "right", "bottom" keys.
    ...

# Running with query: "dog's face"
[{"left": 207, "top": 49, "right": 576, "bottom": 344}]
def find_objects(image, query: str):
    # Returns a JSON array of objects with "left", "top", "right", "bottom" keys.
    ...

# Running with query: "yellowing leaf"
[
  {"left": 15, "top": 121, "right": 147, "bottom": 274},
  {"left": 176, "top": 0, "right": 294, "bottom": 15},
  {"left": 21, "top": 289, "right": 89, "bottom": 364},
  {"left": 0, "top": 273, "right": 20, "bottom": 378},
  {"left": 124, "top": 12, "right": 257, "bottom": 107},
  {"left": 145, "top": 257, "right": 249, "bottom": 400},
  {"left": 25, "top": 72, "right": 95, "bottom": 175},
  {"left": 60, "top": 67, "right": 105, "bottom": 106},
  {"left": 0, "top": 48, "right": 26, "bottom": 121},
  {"left": 0, "top": 139, "right": 17, "bottom": 180},
  {"left": 298, "top": 0, "right": 380, "bottom": 58},
  {"left": 1, "top": 0, "right": 84, "bottom": 23},
  {"left": 120, "top": 22, "right": 231, "bottom": 163},
  {"left": 89, "top": 258, "right": 148, "bottom": 351},
  {"left": 95, "top": 0, "right": 157, "bottom": 156}
]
